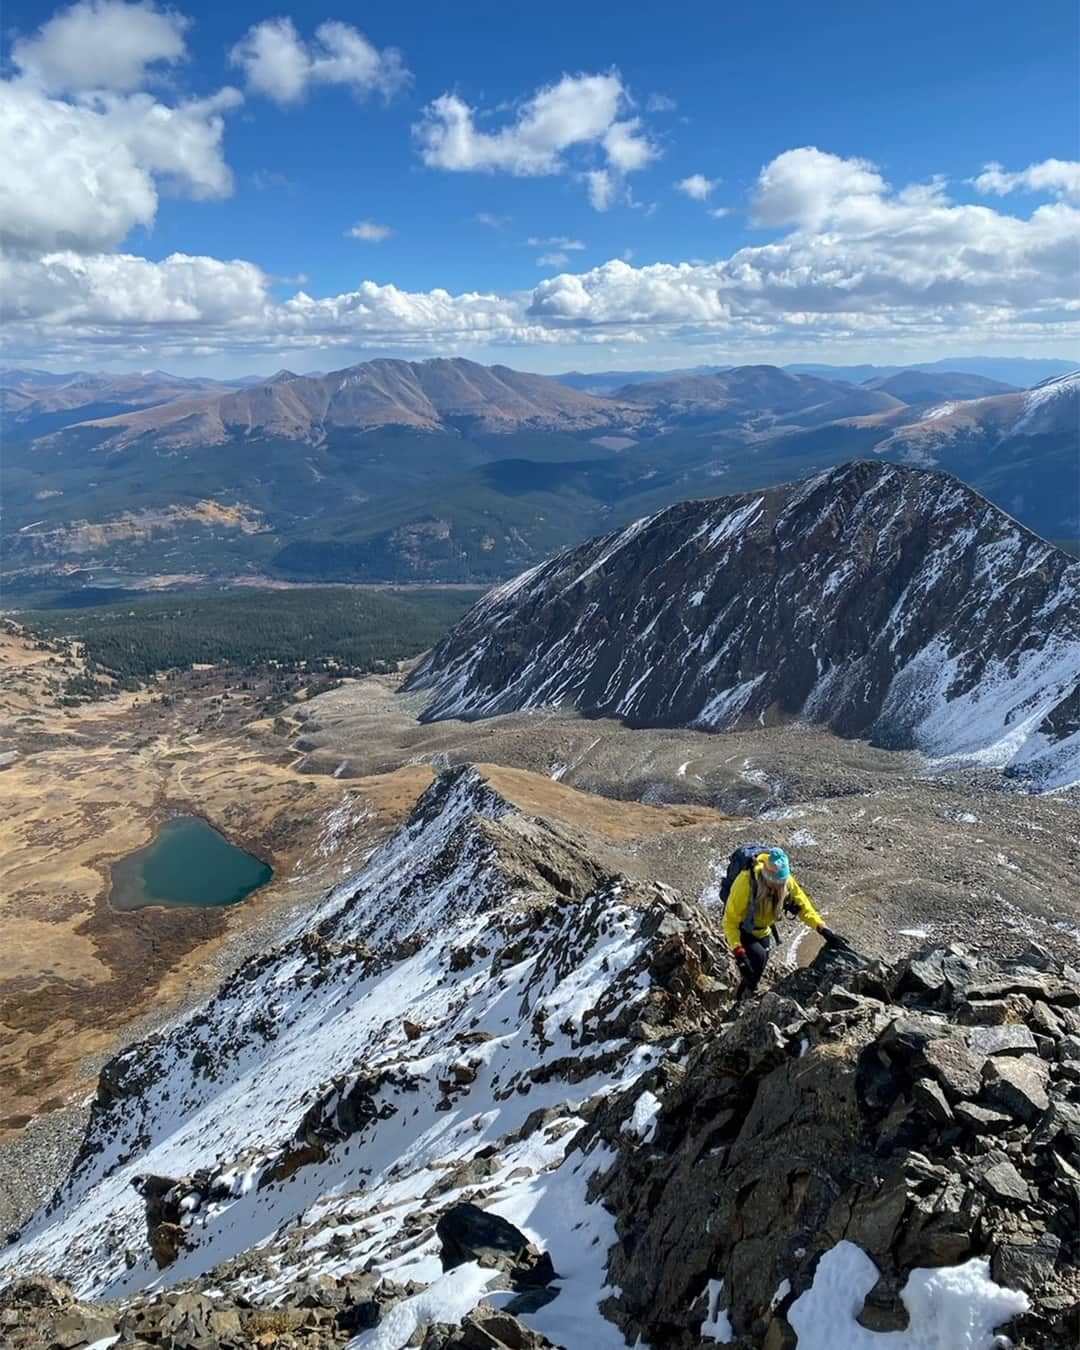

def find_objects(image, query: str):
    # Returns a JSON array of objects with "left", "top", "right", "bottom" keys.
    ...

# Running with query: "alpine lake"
[{"left": 109, "top": 815, "right": 273, "bottom": 912}]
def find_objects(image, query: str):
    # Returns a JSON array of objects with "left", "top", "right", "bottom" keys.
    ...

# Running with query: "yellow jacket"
[{"left": 723, "top": 855, "right": 824, "bottom": 949}]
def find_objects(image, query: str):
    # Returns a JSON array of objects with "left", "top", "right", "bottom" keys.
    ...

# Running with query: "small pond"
[{"left": 109, "top": 815, "right": 273, "bottom": 911}]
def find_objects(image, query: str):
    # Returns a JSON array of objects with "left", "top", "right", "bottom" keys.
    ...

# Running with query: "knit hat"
[{"left": 761, "top": 847, "right": 791, "bottom": 884}]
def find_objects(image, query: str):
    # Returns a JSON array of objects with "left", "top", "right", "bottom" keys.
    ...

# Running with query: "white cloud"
[
  {"left": 528, "top": 150, "right": 1080, "bottom": 343},
  {"left": 6, "top": 146, "right": 1078, "bottom": 364},
  {"left": 347, "top": 220, "right": 392, "bottom": 242},
  {"left": 676, "top": 173, "right": 719, "bottom": 201},
  {"left": 527, "top": 236, "right": 585, "bottom": 250},
  {"left": 1, "top": 250, "right": 270, "bottom": 325},
  {"left": 972, "top": 158, "right": 1080, "bottom": 200},
  {"left": 0, "top": 81, "right": 240, "bottom": 254},
  {"left": 586, "top": 168, "right": 616, "bottom": 211},
  {"left": 415, "top": 72, "right": 657, "bottom": 209},
  {"left": 750, "top": 145, "right": 886, "bottom": 228},
  {"left": 12, "top": 0, "right": 189, "bottom": 93},
  {"left": 709, "top": 206, "right": 732, "bottom": 218},
  {"left": 229, "top": 17, "right": 410, "bottom": 106},
  {"left": 476, "top": 212, "right": 509, "bottom": 229},
  {"left": 645, "top": 93, "right": 676, "bottom": 113},
  {"left": 536, "top": 251, "right": 569, "bottom": 268}
]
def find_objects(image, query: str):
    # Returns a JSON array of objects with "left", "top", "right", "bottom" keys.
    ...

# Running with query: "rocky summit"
[
  {"left": 408, "top": 460, "right": 1080, "bottom": 789},
  {"left": 2, "top": 765, "right": 1079, "bottom": 1349}
]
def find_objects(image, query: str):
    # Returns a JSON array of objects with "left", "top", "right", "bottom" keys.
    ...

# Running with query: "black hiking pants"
[{"left": 739, "top": 929, "right": 770, "bottom": 993}]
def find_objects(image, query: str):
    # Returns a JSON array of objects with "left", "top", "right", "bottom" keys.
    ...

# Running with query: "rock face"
[
  {"left": 1, "top": 765, "right": 1078, "bottom": 1349},
  {"left": 408, "top": 460, "right": 1080, "bottom": 789}
]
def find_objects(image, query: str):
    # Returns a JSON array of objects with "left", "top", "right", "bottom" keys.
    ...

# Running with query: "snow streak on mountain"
[
  {"left": 1, "top": 769, "right": 708, "bottom": 1345},
  {"left": 409, "top": 462, "right": 1080, "bottom": 789}
]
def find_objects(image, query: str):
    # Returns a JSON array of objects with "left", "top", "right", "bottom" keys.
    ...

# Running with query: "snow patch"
[
  {"left": 700, "top": 1278, "right": 734, "bottom": 1343},
  {"left": 787, "top": 1241, "right": 1027, "bottom": 1350}
]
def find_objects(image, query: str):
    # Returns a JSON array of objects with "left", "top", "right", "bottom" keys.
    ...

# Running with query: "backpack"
[
  {"left": 717, "top": 843, "right": 770, "bottom": 911},
  {"left": 717, "top": 842, "right": 788, "bottom": 946}
]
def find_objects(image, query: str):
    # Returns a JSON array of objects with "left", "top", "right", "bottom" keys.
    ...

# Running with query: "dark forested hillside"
[{"left": 20, "top": 587, "right": 484, "bottom": 682}]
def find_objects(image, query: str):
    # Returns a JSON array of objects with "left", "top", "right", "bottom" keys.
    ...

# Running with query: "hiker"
[{"left": 722, "top": 846, "right": 849, "bottom": 996}]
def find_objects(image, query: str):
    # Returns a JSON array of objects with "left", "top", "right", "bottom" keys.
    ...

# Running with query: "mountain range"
[
  {"left": 553, "top": 355, "right": 1076, "bottom": 393},
  {"left": 409, "top": 461, "right": 1080, "bottom": 790},
  {"left": 2, "top": 357, "right": 1077, "bottom": 600}
]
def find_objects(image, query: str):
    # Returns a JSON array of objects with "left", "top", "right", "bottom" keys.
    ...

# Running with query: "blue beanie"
[{"left": 762, "top": 847, "right": 791, "bottom": 883}]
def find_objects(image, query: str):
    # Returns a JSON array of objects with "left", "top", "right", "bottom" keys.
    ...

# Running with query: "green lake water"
[{"left": 109, "top": 815, "right": 273, "bottom": 911}]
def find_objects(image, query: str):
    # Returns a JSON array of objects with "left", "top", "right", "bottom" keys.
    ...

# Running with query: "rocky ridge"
[
  {"left": 408, "top": 461, "right": 1080, "bottom": 789},
  {"left": 1, "top": 765, "right": 1079, "bottom": 1348}
]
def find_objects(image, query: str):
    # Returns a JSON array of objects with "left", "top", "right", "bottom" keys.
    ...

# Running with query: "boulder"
[
  {"left": 911, "top": 1077, "right": 953, "bottom": 1125},
  {"left": 954, "top": 1101, "right": 1012, "bottom": 1134},
  {"left": 967, "top": 1024, "right": 1038, "bottom": 1057},
  {"left": 981, "top": 1056, "right": 1050, "bottom": 1123},
  {"left": 52, "top": 1310, "right": 118, "bottom": 1347},
  {"left": 0, "top": 1276, "right": 74, "bottom": 1309},
  {"left": 921, "top": 1037, "right": 984, "bottom": 1101},
  {"left": 992, "top": 1231, "right": 1061, "bottom": 1292},
  {"left": 970, "top": 1153, "right": 1031, "bottom": 1203},
  {"left": 436, "top": 1203, "right": 555, "bottom": 1289}
]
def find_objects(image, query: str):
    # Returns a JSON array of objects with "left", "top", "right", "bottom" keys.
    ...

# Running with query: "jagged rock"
[
  {"left": 52, "top": 1310, "right": 118, "bottom": 1347},
  {"left": 967, "top": 1024, "right": 1039, "bottom": 1057},
  {"left": 436, "top": 1204, "right": 555, "bottom": 1289},
  {"left": 982, "top": 1056, "right": 1051, "bottom": 1123},
  {"left": 0, "top": 1276, "right": 74, "bottom": 1309},
  {"left": 892, "top": 948, "right": 977, "bottom": 1009},
  {"left": 992, "top": 1231, "right": 1062, "bottom": 1291},
  {"left": 422, "top": 1306, "right": 558, "bottom": 1349},
  {"left": 920, "top": 1036, "right": 984, "bottom": 1100},
  {"left": 149, "top": 1221, "right": 188, "bottom": 1269},
  {"left": 404, "top": 1019, "right": 424, "bottom": 1041},
  {"left": 856, "top": 1274, "right": 909, "bottom": 1332},
  {"left": 971, "top": 1153, "right": 1031, "bottom": 1203},
  {"left": 954, "top": 1101, "right": 1012, "bottom": 1134},
  {"left": 158, "top": 1292, "right": 218, "bottom": 1343},
  {"left": 911, "top": 1077, "right": 953, "bottom": 1125}
]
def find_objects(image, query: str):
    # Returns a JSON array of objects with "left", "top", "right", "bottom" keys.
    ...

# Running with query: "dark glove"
[
  {"left": 819, "top": 926, "right": 852, "bottom": 953},
  {"left": 732, "top": 946, "right": 753, "bottom": 981}
]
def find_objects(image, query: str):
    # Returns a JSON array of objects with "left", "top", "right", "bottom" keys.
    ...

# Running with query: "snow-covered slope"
[
  {"left": 0, "top": 768, "right": 717, "bottom": 1343},
  {"left": 5, "top": 764, "right": 1080, "bottom": 1348},
  {"left": 408, "top": 462, "right": 1080, "bottom": 789}
]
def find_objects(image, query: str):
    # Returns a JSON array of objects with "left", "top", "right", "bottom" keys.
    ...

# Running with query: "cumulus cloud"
[
  {"left": 347, "top": 219, "right": 392, "bottom": 242},
  {"left": 414, "top": 72, "right": 657, "bottom": 209},
  {"left": 751, "top": 146, "right": 887, "bottom": 229},
  {"left": 12, "top": 0, "right": 189, "bottom": 93},
  {"left": 6, "top": 145, "right": 1078, "bottom": 363},
  {"left": 229, "top": 17, "right": 410, "bottom": 106},
  {"left": 0, "top": 81, "right": 240, "bottom": 254},
  {"left": 676, "top": 173, "right": 719, "bottom": 201},
  {"left": 972, "top": 158, "right": 1080, "bottom": 200},
  {"left": 2, "top": 250, "right": 269, "bottom": 325},
  {"left": 528, "top": 150, "right": 1080, "bottom": 342}
]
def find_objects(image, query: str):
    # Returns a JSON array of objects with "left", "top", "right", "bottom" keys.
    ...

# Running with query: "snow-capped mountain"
[
  {"left": 408, "top": 461, "right": 1080, "bottom": 789},
  {"left": 1, "top": 769, "right": 713, "bottom": 1331},
  {"left": 4, "top": 764, "right": 1079, "bottom": 1349},
  {"left": 868, "top": 369, "right": 1080, "bottom": 463}
]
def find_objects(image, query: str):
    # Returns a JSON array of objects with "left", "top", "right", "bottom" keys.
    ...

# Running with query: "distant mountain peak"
[{"left": 409, "top": 460, "right": 1080, "bottom": 789}]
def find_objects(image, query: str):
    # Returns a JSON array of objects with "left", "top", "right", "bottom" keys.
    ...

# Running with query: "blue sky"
[{"left": 2, "top": 0, "right": 1078, "bottom": 374}]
